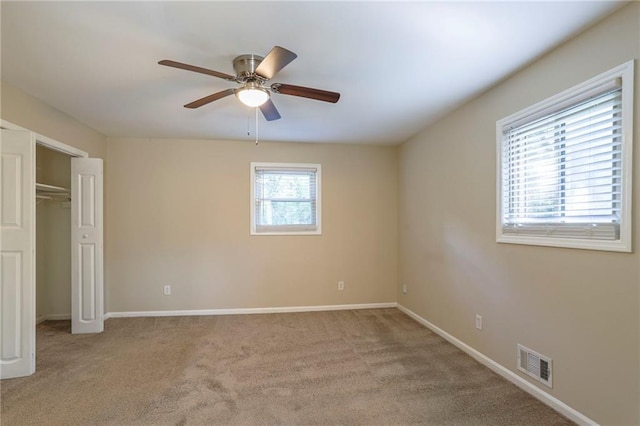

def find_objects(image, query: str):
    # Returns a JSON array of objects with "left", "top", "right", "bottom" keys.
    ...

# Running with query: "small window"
[
  {"left": 250, "top": 162, "right": 321, "bottom": 235},
  {"left": 497, "top": 61, "right": 634, "bottom": 252}
]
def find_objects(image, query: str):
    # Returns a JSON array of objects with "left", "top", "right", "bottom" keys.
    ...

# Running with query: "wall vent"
[{"left": 517, "top": 344, "right": 552, "bottom": 388}]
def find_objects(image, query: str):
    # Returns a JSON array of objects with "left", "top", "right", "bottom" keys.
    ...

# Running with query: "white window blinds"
[
  {"left": 497, "top": 60, "right": 635, "bottom": 253},
  {"left": 252, "top": 164, "right": 321, "bottom": 234},
  {"left": 501, "top": 82, "right": 622, "bottom": 241}
]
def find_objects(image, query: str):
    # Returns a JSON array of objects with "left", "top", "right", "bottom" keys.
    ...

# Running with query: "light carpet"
[{"left": 0, "top": 308, "right": 573, "bottom": 425}]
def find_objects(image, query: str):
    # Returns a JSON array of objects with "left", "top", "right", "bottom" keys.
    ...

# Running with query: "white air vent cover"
[{"left": 517, "top": 344, "right": 552, "bottom": 388}]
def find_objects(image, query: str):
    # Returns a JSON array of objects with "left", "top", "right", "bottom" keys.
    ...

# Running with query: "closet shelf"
[
  {"left": 36, "top": 183, "right": 69, "bottom": 193},
  {"left": 36, "top": 183, "right": 71, "bottom": 202}
]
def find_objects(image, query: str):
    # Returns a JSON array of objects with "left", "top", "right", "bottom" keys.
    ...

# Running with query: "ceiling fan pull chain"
[{"left": 255, "top": 107, "right": 259, "bottom": 145}]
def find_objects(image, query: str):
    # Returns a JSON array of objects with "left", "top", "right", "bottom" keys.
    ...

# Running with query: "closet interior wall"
[{"left": 35, "top": 145, "right": 72, "bottom": 322}]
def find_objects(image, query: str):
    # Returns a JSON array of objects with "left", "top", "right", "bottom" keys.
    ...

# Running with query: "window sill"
[
  {"left": 251, "top": 230, "right": 322, "bottom": 236},
  {"left": 496, "top": 234, "right": 631, "bottom": 252}
]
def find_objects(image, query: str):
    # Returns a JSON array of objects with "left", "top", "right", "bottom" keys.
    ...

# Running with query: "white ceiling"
[{"left": 1, "top": 1, "right": 625, "bottom": 145}]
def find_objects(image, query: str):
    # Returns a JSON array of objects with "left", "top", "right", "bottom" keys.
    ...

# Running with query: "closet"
[
  {"left": 1, "top": 124, "right": 104, "bottom": 380},
  {"left": 35, "top": 145, "right": 72, "bottom": 324}
]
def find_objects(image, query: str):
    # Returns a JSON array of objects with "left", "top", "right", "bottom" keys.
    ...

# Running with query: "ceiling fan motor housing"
[{"left": 233, "top": 54, "right": 264, "bottom": 82}]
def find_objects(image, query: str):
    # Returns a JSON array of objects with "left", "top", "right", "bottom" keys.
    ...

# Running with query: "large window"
[
  {"left": 250, "top": 162, "right": 321, "bottom": 235},
  {"left": 496, "top": 61, "right": 633, "bottom": 252}
]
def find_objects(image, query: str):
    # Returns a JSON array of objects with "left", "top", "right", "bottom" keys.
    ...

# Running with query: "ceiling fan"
[{"left": 159, "top": 46, "right": 340, "bottom": 121}]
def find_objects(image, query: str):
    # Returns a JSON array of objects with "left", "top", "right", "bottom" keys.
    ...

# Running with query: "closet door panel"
[
  {"left": 1, "top": 153, "right": 22, "bottom": 226},
  {"left": 0, "top": 129, "right": 36, "bottom": 379},
  {"left": 71, "top": 158, "right": 103, "bottom": 334},
  {"left": 80, "top": 244, "right": 95, "bottom": 321},
  {"left": 1, "top": 252, "right": 22, "bottom": 359},
  {"left": 78, "top": 174, "right": 95, "bottom": 227}
]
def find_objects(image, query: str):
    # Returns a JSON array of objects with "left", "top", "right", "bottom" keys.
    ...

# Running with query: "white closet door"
[
  {"left": 71, "top": 158, "right": 103, "bottom": 334},
  {"left": 1, "top": 129, "right": 36, "bottom": 379}
]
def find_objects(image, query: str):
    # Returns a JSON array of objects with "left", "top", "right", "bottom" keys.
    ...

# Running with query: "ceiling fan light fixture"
[{"left": 236, "top": 87, "right": 269, "bottom": 107}]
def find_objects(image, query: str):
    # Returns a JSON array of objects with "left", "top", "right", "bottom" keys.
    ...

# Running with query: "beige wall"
[
  {"left": 1, "top": 82, "right": 106, "bottom": 159},
  {"left": 105, "top": 137, "right": 398, "bottom": 312},
  {"left": 36, "top": 146, "right": 72, "bottom": 319},
  {"left": 398, "top": 3, "right": 640, "bottom": 425}
]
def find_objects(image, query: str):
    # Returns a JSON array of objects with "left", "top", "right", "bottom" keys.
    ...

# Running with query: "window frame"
[
  {"left": 496, "top": 61, "right": 634, "bottom": 252},
  {"left": 250, "top": 162, "right": 322, "bottom": 236}
]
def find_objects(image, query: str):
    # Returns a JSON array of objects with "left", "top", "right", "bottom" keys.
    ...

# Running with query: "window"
[
  {"left": 250, "top": 162, "right": 321, "bottom": 235},
  {"left": 496, "top": 61, "right": 633, "bottom": 252}
]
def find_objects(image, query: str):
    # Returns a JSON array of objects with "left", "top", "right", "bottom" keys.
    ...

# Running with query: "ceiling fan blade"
[
  {"left": 259, "top": 99, "right": 281, "bottom": 121},
  {"left": 271, "top": 83, "right": 340, "bottom": 103},
  {"left": 255, "top": 46, "right": 297, "bottom": 80},
  {"left": 184, "top": 89, "right": 236, "bottom": 109},
  {"left": 159, "top": 60, "right": 236, "bottom": 81}
]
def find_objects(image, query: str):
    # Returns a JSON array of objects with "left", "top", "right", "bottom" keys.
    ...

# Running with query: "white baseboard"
[
  {"left": 104, "top": 302, "right": 397, "bottom": 320},
  {"left": 397, "top": 304, "right": 598, "bottom": 426},
  {"left": 46, "top": 313, "right": 71, "bottom": 320},
  {"left": 36, "top": 313, "right": 71, "bottom": 323}
]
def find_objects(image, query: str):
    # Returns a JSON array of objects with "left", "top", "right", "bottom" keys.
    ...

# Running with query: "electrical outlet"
[
  {"left": 338, "top": 281, "right": 344, "bottom": 291},
  {"left": 402, "top": 283, "right": 407, "bottom": 294},
  {"left": 163, "top": 285, "right": 171, "bottom": 296},
  {"left": 475, "top": 314, "right": 482, "bottom": 330}
]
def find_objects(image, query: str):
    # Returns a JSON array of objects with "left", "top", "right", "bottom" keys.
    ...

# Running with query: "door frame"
[{"left": 1, "top": 120, "right": 89, "bottom": 158}]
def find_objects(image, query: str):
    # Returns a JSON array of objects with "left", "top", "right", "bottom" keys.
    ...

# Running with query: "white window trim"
[
  {"left": 250, "top": 162, "right": 322, "bottom": 236},
  {"left": 496, "top": 61, "right": 634, "bottom": 252}
]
